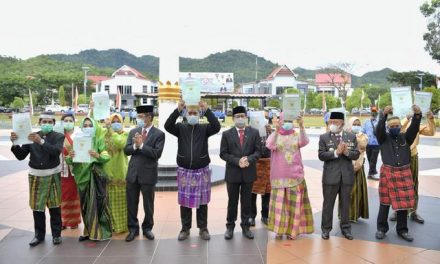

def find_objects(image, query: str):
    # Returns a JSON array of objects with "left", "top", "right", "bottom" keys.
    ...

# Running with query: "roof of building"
[
  {"left": 112, "top": 65, "right": 148, "bottom": 80},
  {"left": 265, "top": 65, "right": 296, "bottom": 80},
  {"left": 315, "top": 73, "right": 351, "bottom": 85},
  {"left": 87, "top": 75, "right": 111, "bottom": 84}
]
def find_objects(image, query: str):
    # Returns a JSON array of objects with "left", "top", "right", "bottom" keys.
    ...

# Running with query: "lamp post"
[
  {"left": 416, "top": 73, "right": 425, "bottom": 91},
  {"left": 82, "top": 66, "right": 90, "bottom": 102}
]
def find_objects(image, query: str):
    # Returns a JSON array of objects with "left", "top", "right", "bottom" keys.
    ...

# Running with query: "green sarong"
[{"left": 29, "top": 173, "right": 61, "bottom": 211}]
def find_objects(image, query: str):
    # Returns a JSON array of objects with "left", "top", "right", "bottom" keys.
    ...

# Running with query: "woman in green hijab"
[{"left": 67, "top": 117, "right": 112, "bottom": 241}]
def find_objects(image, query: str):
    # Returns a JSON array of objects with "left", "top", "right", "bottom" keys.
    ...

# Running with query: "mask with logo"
[
  {"left": 351, "top": 125, "right": 362, "bottom": 134},
  {"left": 234, "top": 118, "right": 246, "bottom": 128},
  {"left": 82, "top": 127, "right": 95, "bottom": 137},
  {"left": 187, "top": 115, "right": 199, "bottom": 125},
  {"left": 389, "top": 127, "right": 401, "bottom": 137},
  {"left": 41, "top": 124, "right": 53, "bottom": 134},
  {"left": 282, "top": 122, "right": 293, "bottom": 131},
  {"left": 111, "top": 122, "right": 122, "bottom": 132},
  {"left": 136, "top": 118, "right": 145, "bottom": 127},
  {"left": 63, "top": 122, "right": 74, "bottom": 131},
  {"left": 329, "top": 124, "right": 341, "bottom": 133}
]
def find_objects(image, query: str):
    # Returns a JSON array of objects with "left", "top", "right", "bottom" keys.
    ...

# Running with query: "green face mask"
[
  {"left": 63, "top": 122, "right": 74, "bottom": 131},
  {"left": 41, "top": 124, "right": 53, "bottom": 134}
]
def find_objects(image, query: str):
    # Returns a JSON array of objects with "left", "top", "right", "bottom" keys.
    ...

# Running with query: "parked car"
[
  {"left": 351, "top": 108, "right": 360, "bottom": 114},
  {"left": 45, "top": 104, "right": 67, "bottom": 113},
  {"left": 76, "top": 104, "right": 89, "bottom": 113},
  {"left": 309, "top": 108, "right": 322, "bottom": 115},
  {"left": 360, "top": 108, "right": 370, "bottom": 115}
]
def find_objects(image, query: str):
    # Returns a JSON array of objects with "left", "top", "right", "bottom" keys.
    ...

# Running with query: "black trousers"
[
  {"left": 251, "top": 193, "right": 270, "bottom": 219},
  {"left": 33, "top": 207, "right": 62, "bottom": 240},
  {"left": 366, "top": 146, "right": 380, "bottom": 175},
  {"left": 226, "top": 182, "right": 253, "bottom": 230},
  {"left": 321, "top": 184, "right": 352, "bottom": 234},
  {"left": 180, "top": 205, "right": 208, "bottom": 231},
  {"left": 126, "top": 181, "right": 155, "bottom": 233},
  {"left": 377, "top": 204, "right": 408, "bottom": 234}
]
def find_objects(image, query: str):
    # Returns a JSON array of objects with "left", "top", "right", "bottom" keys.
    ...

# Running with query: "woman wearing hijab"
[
  {"left": 102, "top": 113, "right": 129, "bottom": 233},
  {"left": 67, "top": 117, "right": 112, "bottom": 241},
  {"left": 266, "top": 112, "right": 313, "bottom": 239},
  {"left": 344, "top": 117, "right": 369, "bottom": 222},
  {"left": 60, "top": 114, "right": 81, "bottom": 229}
]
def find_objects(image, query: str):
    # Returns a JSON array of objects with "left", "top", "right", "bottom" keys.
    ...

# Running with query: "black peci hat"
[
  {"left": 232, "top": 106, "right": 246, "bottom": 116},
  {"left": 136, "top": 105, "right": 154, "bottom": 114},
  {"left": 329, "top": 111, "right": 344, "bottom": 120}
]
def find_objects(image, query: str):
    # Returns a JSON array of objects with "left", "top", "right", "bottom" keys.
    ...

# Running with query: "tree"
[
  {"left": 248, "top": 99, "right": 260, "bottom": 109},
  {"left": 318, "top": 62, "right": 354, "bottom": 108},
  {"left": 232, "top": 100, "right": 238, "bottom": 108},
  {"left": 422, "top": 86, "right": 440, "bottom": 111},
  {"left": 312, "top": 93, "right": 340, "bottom": 110},
  {"left": 58, "top": 85, "right": 66, "bottom": 106},
  {"left": 77, "top": 94, "right": 87, "bottom": 104},
  {"left": 387, "top": 71, "right": 436, "bottom": 90},
  {"left": 360, "top": 84, "right": 389, "bottom": 104},
  {"left": 345, "top": 88, "right": 372, "bottom": 111},
  {"left": 377, "top": 92, "right": 391, "bottom": 109},
  {"left": 10, "top": 97, "right": 25, "bottom": 110},
  {"left": 420, "top": 0, "right": 440, "bottom": 64},
  {"left": 267, "top": 98, "right": 281, "bottom": 108}
]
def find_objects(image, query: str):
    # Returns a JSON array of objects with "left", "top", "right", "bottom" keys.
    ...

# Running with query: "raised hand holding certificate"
[
  {"left": 249, "top": 111, "right": 267, "bottom": 137},
  {"left": 12, "top": 112, "right": 33, "bottom": 145},
  {"left": 92, "top": 92, "right": 110, "bottom": 120},
  {"left": 391, "top": 87, "right": 412, "bottom": 119},
  {"left": 180, "top": 78, "right": 201, "bottom": 106},
  {"left": 73, "top": 135, "right": 92, "bottom": 163},
  {"left": 414, "top": 91, "right": 432, "bottom": 114},
  {"left": 283, "top": 94, "right": 301, "bottom": 121}
]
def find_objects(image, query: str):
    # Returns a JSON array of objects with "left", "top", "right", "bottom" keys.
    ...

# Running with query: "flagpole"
[{"left": 29, "top": 88, "right": 33, "bottom": 116}]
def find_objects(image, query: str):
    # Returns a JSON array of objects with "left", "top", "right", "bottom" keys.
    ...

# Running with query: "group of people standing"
[{"left": 10, "top": 99, "right": 436, "bottom": 247}]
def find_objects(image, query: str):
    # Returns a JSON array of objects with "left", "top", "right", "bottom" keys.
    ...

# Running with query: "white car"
[
  {"left": 45, "top": 105, "right": 68, "bottom": 113},
  {"left": 76, "top": 104, "right": 89, "bottom": 113}
]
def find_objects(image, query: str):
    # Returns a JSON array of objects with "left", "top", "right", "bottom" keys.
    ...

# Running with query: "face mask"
[
  {"left": 82, "top": 127, "right": 95, "bottom": 136},
  {"left": 371, "top": 113, "right": 378, "bottom": 118},
  {"left": 329, "top": 124, "right": 341, "bottom": 133},
  {"left": 111, "top": 122, "right": 122, "bottom": 132},
  {"left": 136, "top": 118, "right": 145, "bottom": 127},
  {"left": 63, "top": 122, "right": 74, "bottom": 131},
  {"left": 351, "top": 125, "right": 362, "bottom": 134},
  {"left": 389, "top": 127, "right": 401, "bottom": 137},
  {"left": 234, "top": 117, "right": 246, "bottom": 128},
  {"left": 282, "top": 122, "right": 293, "bottom": 131},
  {"left": 41, "top": 124, "right": 53, "bottom": 134},
  {"left": 187, "top": 115, "right": 199, "bottom": 125}
]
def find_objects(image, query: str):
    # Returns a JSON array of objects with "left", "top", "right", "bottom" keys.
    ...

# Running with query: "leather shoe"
[
  {"left": 199, "top": 228, "right": 211, "bottom": 240},
  {"left": 375, "top": 231, "right": 386, "bottom": 240},
  {"left": 389, "top": 212, "right": 397, "bottom": 221},
  {"left": 78, "top": 235, "right": 89, "bottom": 242},
  {"left": 224, "top": 229, "right": 234, "bottom": 240},
  {"left": 343, "top": 232, "right": 354, "bottom": 240},
  {"left": 321, "top": 232, "right": 330, "bottom": 240},
  {"left": 242, "top": 228, "right": 254, "bottom": 239},
  {"left": 248, "top": 218, "right": 256, "bottom": 226},
  {"left": 261, "top": 217, "right": 268, "bottom": 225},
  {"left": 398, "top": 232, "right": 414, "bottom": 242},
  {"left": 411, "top": 213, "right": 425, "bottom": 224},
  {"left": 178, "top": 230, "right": 190, "bottom": 241},
  {"left": 367, "top": 175, "right": 379, "bottom": 181},
  {"left": 125, "top": 232, "right": 139, "bottom": 242},
  {"left": 52, "top": 237, "right": 62, "bottom": 245},
  {"left": 29, "top": 237, "right": 43, "bottom": 247},
  {"left": 144, "top": 230, "right": 155, "bottom": 240}
]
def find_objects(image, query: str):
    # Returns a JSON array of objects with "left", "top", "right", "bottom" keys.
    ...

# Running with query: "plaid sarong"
[
  {"left": 177, "top": 166, "right": 211, "bottom": 208},
  {"left": 29, "top": 173, "right": 61, "bottom": 211},
  {"left": 108, "top": 179, "right": 127, "bottom": 233},
  {"left": 379, "top": 164, "right": 415, "bottom": 210},
  {"left": 268, "top": 181, "right": 314, "bottom": 238}
]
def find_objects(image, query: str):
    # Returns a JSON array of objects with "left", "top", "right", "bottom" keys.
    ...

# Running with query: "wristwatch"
[{"left": 39, "top": 139, "right": 45, "bottom": 145}]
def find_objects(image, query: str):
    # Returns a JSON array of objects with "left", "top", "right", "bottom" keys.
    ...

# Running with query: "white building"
[
  {"left": 92, "top": 65, "right": 158, "bottom": 109},
  {"left": 315, "top": 73, "right": 353, "bottom": 97}
]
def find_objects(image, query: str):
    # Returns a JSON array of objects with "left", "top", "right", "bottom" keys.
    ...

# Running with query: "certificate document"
[
  {"left": 180, "top": 78, "right": 201, "bottom": 106},
  {"left": 249, "top": 111, "right": 267, "bottom": 137},
  {"left": 283, "top": 94, "right": 301, "bottom": 121},
  {"left": 92, "top": 92, "right": 110, "bottom": 120},
  {"left": 391, "top": 87, "right": 412, "bottom": 119},
  {"left": 414, "top": 91, "right": 432, "bottom": 115},
  {"left": 73, "top": 135, "right": 92, "bottom": 163},
  {"left": 12, "top": 113, "right": 33, "bottom": 145}
]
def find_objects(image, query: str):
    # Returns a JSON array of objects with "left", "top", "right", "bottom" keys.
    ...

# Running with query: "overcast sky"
[{"left": 1, "top": 0, "right": 438, "bottom": 75}]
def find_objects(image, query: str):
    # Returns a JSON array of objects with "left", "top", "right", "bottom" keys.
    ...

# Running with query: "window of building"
[
  {"left": 143, "top": 85, "right": 148, "bottom": 93},
  {"left": 104, "top": 85, "right": 110, "bottom": 93},
  {"left": 151, "top": 85, "right": 158, "bottom": 93},
  {"left": 124, "top": 85, "right": 132, "bottom": 95},
  {"left": 117, "top": 85, "right": 123, "bottom": 94}
]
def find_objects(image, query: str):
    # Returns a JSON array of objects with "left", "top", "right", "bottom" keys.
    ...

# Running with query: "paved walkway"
[{"left": 0, "top": 128, "right": 439, "bottom": 263}]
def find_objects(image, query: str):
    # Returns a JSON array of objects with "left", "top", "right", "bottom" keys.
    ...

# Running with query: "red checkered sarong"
[{"left": 378, "top": 164, "right": 415, "bottom": 210}]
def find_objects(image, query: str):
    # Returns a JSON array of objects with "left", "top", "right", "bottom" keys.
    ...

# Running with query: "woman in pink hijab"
[{"left": 266, "top": 112, "right": 314, "bottom": 239}]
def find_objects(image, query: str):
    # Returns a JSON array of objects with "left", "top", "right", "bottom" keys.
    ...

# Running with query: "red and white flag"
[{"left": 116, "top": 87, "right": 122, "bottom": 110}]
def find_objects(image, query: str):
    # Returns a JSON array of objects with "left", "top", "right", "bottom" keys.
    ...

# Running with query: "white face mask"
[
  {"left": 329, "top": 124, "right": 341, "bottom": 133},
  {"left": 187, "top": 115, "right": 199, "bottom": 125},
  {"left": 234, "top": 117, "right": 246, "bottom": 128}
]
